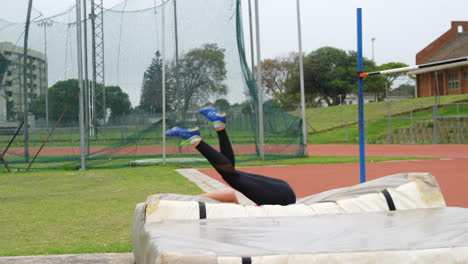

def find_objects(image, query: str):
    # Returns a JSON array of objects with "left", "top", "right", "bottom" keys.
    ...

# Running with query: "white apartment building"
[{"left": 0, "top": 42, "right": 46, "bottom": 121}]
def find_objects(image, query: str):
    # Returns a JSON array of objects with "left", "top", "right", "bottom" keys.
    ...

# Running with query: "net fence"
[{"left": 0, "top": 0, "right": 304, "bottom": 170}]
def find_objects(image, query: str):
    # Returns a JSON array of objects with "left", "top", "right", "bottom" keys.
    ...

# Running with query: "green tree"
[
  {"left": 378, "top": 62, "right": 410, "bottom": 84},
  {"left": 260, "top": 54, "right": 298, "bottom": 109},
  {"left": 30, "top": 79, "right": 131, "bottom": 123},
  {"left": 98, "top": 85, "right": 132, "bottom": 121},
  {"left": 175, "top": 43, "right": 228, "bottom": 120},
  {"left": 213, "top": 98, "right": 230, "bottom": 112},
  {"left": 286, "top": 47, "right": 388, "bottom": 106},
  {"left": 139, "top": 44, "right": 228, "bottom": 121},
  {"left": 139, "top": 51, "right": 172, "bottom": 113},
  {"left": 392, "top": 83, "right": 415, "bottom": 98}
]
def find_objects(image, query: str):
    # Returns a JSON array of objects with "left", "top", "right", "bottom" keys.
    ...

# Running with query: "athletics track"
[
  {"left": 5, "top": 144, "right": 467, "bottom": 207},
  {"left": 198, "top": 144, "right": 468, "bottom": 208}
]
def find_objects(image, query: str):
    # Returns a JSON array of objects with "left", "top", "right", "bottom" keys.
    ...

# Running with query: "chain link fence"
[{"left": 308, "top": 102, "right": 468, "bottom": 144}]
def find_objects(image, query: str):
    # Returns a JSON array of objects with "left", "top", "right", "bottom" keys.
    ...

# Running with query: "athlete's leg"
[
  {"left": 199, "top": 106, "right": 234, "bottom": 166},
  {"left": 217, "top": 129, "right": 235, "bottom": 168},
  {"left": 195, "top": 140, "right": 235, "bottom": 177},
  {"left": 195, "top": 139, "right": 295, "bottom": 205},
  {"left": 200, "top": 190, "right": 239, "bottom": 204}
]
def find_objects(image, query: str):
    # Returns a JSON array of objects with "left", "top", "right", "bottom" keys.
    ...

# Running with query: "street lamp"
[
  {"left": 371, "top": 37, "right": 376, "bottom": 62},
  {"left": 37, "top": 19, "right": 53, "bottom": 131}
]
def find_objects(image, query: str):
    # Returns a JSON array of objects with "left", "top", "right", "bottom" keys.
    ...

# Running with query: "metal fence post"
[
  {"left": 346, "top": 121, "right": 349, "bottom": 142},
  {"left": 457, "top": 103, "right": 460, "bottom": 144},
  {"left": 388, "top": 103, "right": 391, "bottom": 144},
  {"left": 433, "top": 103, "right": 438, "bottom": 144},
  {"left": 366, "top": 120, "right": 369, "bottom": 142},
  {"left": 410, "top": 104, "right": 413, "bottom": 144},
  {"left": 326, "top": 122, "right": 329, "bottom": 142},
  {"left": 434, "top": 73, "right": 439, "bottom": 144}
]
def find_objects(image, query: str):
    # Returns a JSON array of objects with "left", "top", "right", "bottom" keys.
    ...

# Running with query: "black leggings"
[{"left": 195, "top": 130, "right": 296, "bottom": 205}]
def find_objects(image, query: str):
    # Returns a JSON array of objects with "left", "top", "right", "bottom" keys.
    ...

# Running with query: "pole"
[
  {"left": 83, "top": 0, "right": 90, "bottom": 155},
  {"left": 100, "top": 2, "right": 106, "bottom": 136},
  {"left": 457, "top": 104, "right": 460, "bottom": 144},
  {"left": 434, "top": 72, "right": 438, "bottom": 144},
  {"left": 360, "top": 56, "right": 468, "bottom": 77},
  {"left": 173, "top": 0, "right": 182, "bottom": 154},
  {"left": 296, "top": 0, "right": 307, "bottom": 156},
  {"left": 247, "top": 0, "right": 256, "bottom": 79},
  {"left": 356, "top": 8, "right": 366, "bottom": 183},
  {"left": 371, "top": 37, "right": 375, "bottom": 62},
  {"left": 76, "top": 0, "right": 86, "bottom": 170},
  {"left": 90, "top": 0, "right": 97, "bottom": 140},
  {"left": 162, "top": 1, "right": 166, "bottom": 164},
  {"left": 386, "top": 82, "right": 391, "bottom": 143},
  {"left": 23, "top": 0, "right": 33, "bottom": 162},
  {"left": 254, "top": 0, "right": 264, "bottom": 160},
  {"left": 339, "top": 94, "right": 343, "bottom": 124},
  {"left": 410, "top": 104, "right": 413, "bottom": 144},
  {"left": 38, "top": 20, "right": 52, "bottom": 133}
]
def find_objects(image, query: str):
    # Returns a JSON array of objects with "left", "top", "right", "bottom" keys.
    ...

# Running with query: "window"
[
  {"left": 458, "top": 25, "right": 464, "bottom": 33},
  {"left": 447, "top": 73, "right": 459, "bottom": 90},
  {"left": 464, "top": 72, "right": 468, "bottom": 80}
]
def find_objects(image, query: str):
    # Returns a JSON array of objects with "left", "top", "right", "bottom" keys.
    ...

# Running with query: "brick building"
[{"left": 412, "top": 21, "right": 468, "bottom": 97}]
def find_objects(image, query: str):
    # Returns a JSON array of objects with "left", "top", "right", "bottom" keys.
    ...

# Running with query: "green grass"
[
  {"left": 0, "top": 155, "right": 432, "bottom": 256},
  {"left": 303, "top": 94, "right": 468, "bottom": 133},
  {"left": 0, "top": 166, "right": 202, "bottom": 256},
  {"left": 307, "top": 95, "right": 468, "bottom": 143}
]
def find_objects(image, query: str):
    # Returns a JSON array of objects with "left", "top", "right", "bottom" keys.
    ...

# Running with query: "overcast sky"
[{"left": 31, "top": 0, "right": 468, "bottom": 67}]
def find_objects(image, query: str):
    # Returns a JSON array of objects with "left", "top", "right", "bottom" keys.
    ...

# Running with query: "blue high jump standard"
[{"left": 356, "top": 8, "right": 366, "bottom": 183}]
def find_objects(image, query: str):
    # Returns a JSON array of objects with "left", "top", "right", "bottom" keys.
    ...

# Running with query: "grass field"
[
  {"left": 309, "top": 103, "right": 468, "bottom": 143},
  {"left": 304, "top": 94, "right": 468, "bottom": 133},
  {"left": 307, "top": 95, "right": 468, "bottom": 143},
  {"left": 0, "top": 155, "right": 432, "bottom": 256}
]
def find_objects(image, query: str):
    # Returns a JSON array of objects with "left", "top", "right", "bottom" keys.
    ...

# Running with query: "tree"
[
  {"left": 175, "top": 43, "right": 228, "bottom": 120},
  {"left": 287, "top": 47, "right": 356, "bottom": 106},
  {"left": 99, "top": 85, "right": 132, "bottom": 121},
  {"left": 30, "top": 79, "right": 131, "bottom": 124},
  {"left": 139, "top": 44, "right": 228, "bottom": 121},
  {"left": 260, "top": 54, "right": 298, "bottom": 109},
  {"left": 378, "top": 62, "right": 410, "bottom": 84},
  {"left": 139, "top": 51, "right": 172, "bottom": 113},
  {"left": 392, "top": 84, "right": 415, "bottom": 98},
  {"left": 213, "top": 98, "right": 230, "bottom": 112},
  {"left": 286, "top": 47, "right": 389, "bottom": 106}
]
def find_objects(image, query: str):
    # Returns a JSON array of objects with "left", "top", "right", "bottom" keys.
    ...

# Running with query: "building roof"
[{"left": 422, "top": 33, "right": 468, "bottom": 64}]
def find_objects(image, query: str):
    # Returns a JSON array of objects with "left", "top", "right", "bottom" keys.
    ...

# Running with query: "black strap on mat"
[
  {"left": 381, "top": 189, "right": 396, "bottom": 211},
  {"left": 198, "top": 201, "right": 207, "bottom": 219},
  {"left": 242, "top": 257, "right": 252, "bottom": 264}
]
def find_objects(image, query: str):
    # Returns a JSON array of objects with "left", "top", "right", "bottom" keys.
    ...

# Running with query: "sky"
[
  {"left": 30, "top": 0, "right": 467, "bottom": 67},
  {"left": 8, "top": 0, "right": 468, "bottom": 105}
]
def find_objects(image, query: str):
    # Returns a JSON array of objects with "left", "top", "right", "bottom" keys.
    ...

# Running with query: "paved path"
[{"left": 0, "top": 253, "right": 133, "bottom": 264}]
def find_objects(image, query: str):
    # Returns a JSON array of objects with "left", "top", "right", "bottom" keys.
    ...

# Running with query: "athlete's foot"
[
  {"left": 165, "top": 126, "right": 201, "bottom": 145},
  {"left": 199, "top": 106, "right": 226, "bottom": 129}
]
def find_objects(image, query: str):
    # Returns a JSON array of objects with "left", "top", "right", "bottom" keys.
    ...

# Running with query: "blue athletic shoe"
[
  {"left": 165, "top": 126, "right": 200, "bottom": 141},
  {"left": 199, "top": 106, "right": 226, "bottom": 127}
]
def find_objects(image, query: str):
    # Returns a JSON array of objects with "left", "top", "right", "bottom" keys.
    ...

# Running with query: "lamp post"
[
  {"left": 37, "top": 20, "right": 52, "bottom": 132},
  {"left": 371, "top": 37, "right": 376, "bottom": 62}
]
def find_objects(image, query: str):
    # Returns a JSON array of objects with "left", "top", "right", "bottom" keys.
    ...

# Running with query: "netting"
[{"left": 0, "top": 0, "right": 304, "bottom": 170}]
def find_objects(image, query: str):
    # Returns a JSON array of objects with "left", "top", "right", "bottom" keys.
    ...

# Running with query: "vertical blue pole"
[{"left": 357, "top": 8, "right": 366, "bottom": 183}]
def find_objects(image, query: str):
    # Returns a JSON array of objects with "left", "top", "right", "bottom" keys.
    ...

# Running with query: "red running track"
[{"left": 199, "top": 144, "right": 468, "bottom": 208}]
